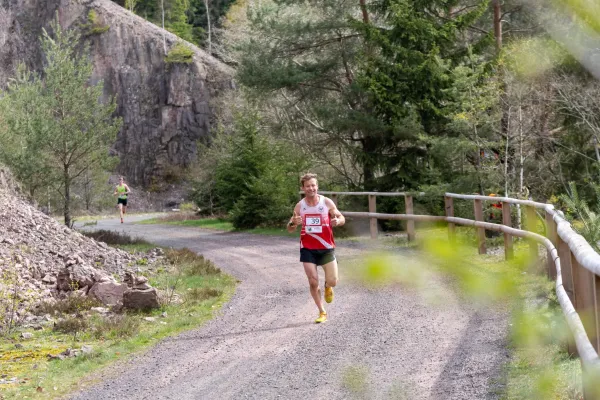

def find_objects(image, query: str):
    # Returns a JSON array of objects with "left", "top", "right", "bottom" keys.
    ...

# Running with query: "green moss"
[
  {"left": 80, "top": 10, "right": 110, "bottom": 36},
  {"left": 165, "top": 42, "right": 194, "bottom": 64}
]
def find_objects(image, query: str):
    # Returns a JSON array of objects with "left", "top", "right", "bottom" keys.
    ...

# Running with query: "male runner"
[
  {"left": 287, "top": 173, "right": 345, "bottom": 323},
  {"left": 113, "top": 176, "right": 131, "bottom": 224}
]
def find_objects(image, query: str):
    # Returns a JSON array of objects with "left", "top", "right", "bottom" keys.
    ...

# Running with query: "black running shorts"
[
  {"left": 117, "top": 198, "right": 128, "bottom": 206},
  {"left": 300, "top": 248, "right": 336, "bottom": 266}
]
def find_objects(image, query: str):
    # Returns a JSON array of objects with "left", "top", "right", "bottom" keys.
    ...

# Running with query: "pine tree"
[{"left": 0, "top": 17, "right": 121, "bottom": 226}]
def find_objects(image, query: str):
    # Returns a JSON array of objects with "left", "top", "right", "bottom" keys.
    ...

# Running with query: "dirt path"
[{"left": 70, "top": 217, "right": 508, "bottom": 400}]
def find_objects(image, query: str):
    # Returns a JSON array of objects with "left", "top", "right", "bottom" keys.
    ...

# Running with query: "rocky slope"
[
  {"left": 0, "top": 0, "right": 234, "bottom": 185},
  {"left": 0, "top": 167, "right": 161, "bottom": 326}
]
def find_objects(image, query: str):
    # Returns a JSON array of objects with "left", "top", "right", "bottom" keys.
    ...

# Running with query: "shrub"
[
  {"left": 165, "top": 42, "right": 194, "bottom": 64},
  {"left": 80, "top": 229, "right": 150, "bottom": 246},
  {"left": 184, "top": 287, "right": 223, "bottom": 304},
  {"left": 81, "top": 10, "right": 110, "bottom": 35},
  {"left": 200, "top": 110, "right": 305, "bottom": 229},
  {"left": 91, "top": 314, "right": 140, "bottom": 339},
  {"left": 54, "top": 316, "right": 88, "bottom": 334},
  {"left": 165, "top": 248, "right": 220, "bottom": 275},
  {"left": 35, "top": 295, "right": 102, "bottom": 316}
]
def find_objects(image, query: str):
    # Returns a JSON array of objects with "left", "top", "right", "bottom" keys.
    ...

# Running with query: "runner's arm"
[
  {"left": 124, "top": 184, "right": 132, "bottom": 195},
  {"left": 287, "top": 203, "right": 302, "bottom": 233},
  {"left": 326, "top": 198, "right": 345, "bottom": 227}
]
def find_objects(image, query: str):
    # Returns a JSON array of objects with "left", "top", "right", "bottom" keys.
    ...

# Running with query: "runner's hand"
[
  {"left": 291, "top": 211, "right": 302, "bottom": 226},
  {"left": 331, "top": 217, "right": 340, "bottom": 227}
]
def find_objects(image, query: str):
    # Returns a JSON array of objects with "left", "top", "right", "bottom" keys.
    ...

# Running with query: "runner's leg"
[
  {"left": 118, "top": 203, "right": 124, "bottom": 221},
  {"left": 323, "top": 259, "right": 338, "bottom": 288},
  {"left": 303, "top": 262, "right": 325, "bottom": 313}
]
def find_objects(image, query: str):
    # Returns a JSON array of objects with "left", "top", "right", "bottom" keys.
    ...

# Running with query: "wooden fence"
[{"left": 301, "top": 190, "right": 600, "bottom": 399}]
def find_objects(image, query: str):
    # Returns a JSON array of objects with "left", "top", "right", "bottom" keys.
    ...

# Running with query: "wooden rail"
[{"left": 303, "top": 190, "right": 600, "bottom": 398}]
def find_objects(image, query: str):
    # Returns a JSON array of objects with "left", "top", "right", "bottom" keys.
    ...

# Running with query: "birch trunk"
[{"left": 204, "top": 0, "right": 211, "bottom": 54}]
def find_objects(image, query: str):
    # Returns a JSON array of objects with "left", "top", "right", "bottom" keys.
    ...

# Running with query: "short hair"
[{"left": 300, "top": 173, "right": 318, "bottom": 187}]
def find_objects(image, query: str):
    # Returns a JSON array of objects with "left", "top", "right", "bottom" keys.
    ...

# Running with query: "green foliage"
[
  {"left": 53, "top": 315, "right": 89, "bottom": 335},
  {"left": 560, "top": 182, "right": 600, "bottom": 252},
  {"left": 91, "top": 314, "right": 140, "bottom": 339},
  {"left": 0, "top": 263, "right": 27, "bottom": 335},
  {"left": 0, "top": 16, "right": 121, "bottom": 226},
  {"left": 35, "top": 295, "right": 102, "bottom": 316},
  {"left": 193, "top": 110, "right": 306, "bottom": 229},
  {"left": 165, "top": 42, "right": 194, "bottom": 63},
  {"left": 81, "top": 10, "right": 110, "bottom": 35},
  {"left": 165, "top": 248, "right": 221, "bottom": 275},
  {"left": 184, "top": 287, "right": 223, "bottom": 304}
]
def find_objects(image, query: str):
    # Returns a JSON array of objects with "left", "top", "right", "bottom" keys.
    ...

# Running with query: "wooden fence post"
[
  {"left": 405, "top": 195, "right": 415, "bottom": 242},
  {"left": 473, "top": 199, "right": 486, "bottom": 255},
  {"left": 571, "top": 254, "right": 600, "bottom": 354},
  {"left": 545, "top": 211, "right": 558, "bottom": 281},
  {"left": 445, "top": 196, "right": 455, "bottom": 242},
  {"left": 502, "top": 201, "right": 513, "bottom": 260},
  {"left": 525, "top": 205, "right": 538, "bottom": 262},
  {"left": 368, "top": 194, "right": 378, "bottom": 239},
  {"left": 558, "top": 237, "right": 577, "bottom": 356}
]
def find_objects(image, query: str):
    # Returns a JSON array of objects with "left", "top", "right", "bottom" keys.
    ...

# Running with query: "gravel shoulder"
[{"left": 70, "top": 217, "right": 509, "bottom": 400}]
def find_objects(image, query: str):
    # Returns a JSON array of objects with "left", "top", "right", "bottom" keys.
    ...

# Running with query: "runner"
[
  {"left": 287, "top": 173, "right": 345, "bottom": 323},
  {"left": 113, "top": 176, "right": 131, "bottom": 224}
]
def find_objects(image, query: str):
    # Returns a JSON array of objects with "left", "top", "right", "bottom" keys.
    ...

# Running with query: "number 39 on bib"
[{"left": 305, "top": 214, "right": 323, "bottom": 233}]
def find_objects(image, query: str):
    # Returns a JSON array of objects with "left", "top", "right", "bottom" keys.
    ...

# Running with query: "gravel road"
[{"left": 71, "top": 216, "right": 509, "bottom": 400}]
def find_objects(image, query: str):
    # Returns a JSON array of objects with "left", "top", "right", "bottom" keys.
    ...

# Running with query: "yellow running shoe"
[
  {"left": 315, "top": 311, "right": 327, "bottom": 323},
  {"left": 324, "top": 286, "right": 334, "bottom": 303}
]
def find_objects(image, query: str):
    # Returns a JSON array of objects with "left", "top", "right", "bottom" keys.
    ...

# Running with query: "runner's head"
[
  {"left": 119, "top": 176, "right": 125, "bottom": 184},
  {"left": 301, "top": 173, "right": 318, "bottom": 197}
]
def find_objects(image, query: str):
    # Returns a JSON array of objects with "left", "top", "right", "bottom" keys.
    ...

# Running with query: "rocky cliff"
[{"left": 0, "top": 0, "right": 234, "bottom": 185}]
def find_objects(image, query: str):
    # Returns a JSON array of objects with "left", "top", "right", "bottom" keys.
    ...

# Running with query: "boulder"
[
  {"left": 56, "top": 265, "right": 110, "bottom": 292},
  {"left": 123, "top": 288, "right": 159, "bottom": 310},
  {"left": 89, "top": 281, "right": 126, "bottom": 306}
]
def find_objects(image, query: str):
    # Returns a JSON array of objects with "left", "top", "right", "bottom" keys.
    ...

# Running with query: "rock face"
[{"left": 0, "top": 0, "right": 234, "bottom": 185}]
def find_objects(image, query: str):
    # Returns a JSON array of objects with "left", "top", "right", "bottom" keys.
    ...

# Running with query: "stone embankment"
[{"left": 0, "top": 167, "right": 162, "bottom": 328}]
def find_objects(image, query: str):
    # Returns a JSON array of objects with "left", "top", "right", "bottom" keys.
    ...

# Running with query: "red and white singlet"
[{"left": 300, "top": 195, "right": 335, "bottom": 250}]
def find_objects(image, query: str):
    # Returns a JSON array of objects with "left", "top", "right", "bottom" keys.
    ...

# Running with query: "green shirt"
[{"left": 116, "top": 185, "right": 128, "bottom": 199}]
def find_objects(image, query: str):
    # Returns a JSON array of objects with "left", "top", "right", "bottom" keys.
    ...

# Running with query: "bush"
[
  {"left": 91, "top": 314, "right": 140, "bottom": 339},
  {"left": 35, "top": 295, "right": 101, "bottom": 316},
  {"left": 165, "top": 248, "right": 220, "bottom": 275},
  {"left": 196, "top": 110, "right": 305, "bottom": 229},
  {"left": 80, "top": 229, "right": 150, "bottom": 246},
  {"left": 165, "top": 42, "right": 194, "bottom": 64},
  {"left": 54, "top": 316, "right": 88, "bottom": 334},
  {"left": 184, "top": 287, "right": 223, "bottom": 304}
]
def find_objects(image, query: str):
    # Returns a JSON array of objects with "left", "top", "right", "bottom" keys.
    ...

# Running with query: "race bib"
[{"left": 305, "top": 214, "right": 323, "bottom": 233}]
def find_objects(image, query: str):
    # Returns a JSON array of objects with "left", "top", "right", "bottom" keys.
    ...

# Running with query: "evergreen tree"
[{"left": 0, "top": 18, "right": 121, "bottom": 226}]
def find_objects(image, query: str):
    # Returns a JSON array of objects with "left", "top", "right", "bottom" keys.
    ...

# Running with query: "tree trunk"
[
  {"left": 204, "top": 0, "right": 212, "bottom": 54},
  {"left": 517, "top": 104, "right": 524, "bottom": 230},
  {"left": 493, "top": 0, "right": 502, "bottom": 51},
  {"left": 359, "top": 0, "right": 369, "bottom": 24},
  {"left": 63, "top": 167, "right": 71, "bottom": 227},
  {"left": 161, "top": 0, "right": 166, "bottom": 55}
]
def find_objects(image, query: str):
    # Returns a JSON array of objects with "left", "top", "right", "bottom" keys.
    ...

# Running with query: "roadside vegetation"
[
  {"left": 0, "top": 233, "right": 235, "bottom": 399},
  {"left": 339, "top": 225, "right": 583, "bottom": 399}
]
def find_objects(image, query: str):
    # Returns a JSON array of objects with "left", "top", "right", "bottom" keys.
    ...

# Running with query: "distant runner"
[
  {"left": 287, "top": 173, "right": 345, "bottom": 323},
  {"left": 113, "top": 176, "right": 131, "bottom": 224}
]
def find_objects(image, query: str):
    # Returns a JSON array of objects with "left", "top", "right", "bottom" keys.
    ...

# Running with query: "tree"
[
  {"left": 0, "top": 66, "right": 52, "bottom": 199},
  {"left": 0, "top": 17, "right": 121, "bottom": 226}
]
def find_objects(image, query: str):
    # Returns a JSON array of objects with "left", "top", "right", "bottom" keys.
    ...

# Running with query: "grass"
[{"left": 0, "top": 237, "right": 236, "bottom": 399}]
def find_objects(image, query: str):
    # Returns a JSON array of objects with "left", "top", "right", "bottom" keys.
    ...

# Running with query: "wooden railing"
[{"left": 302, "top": 190, "right": 600, "bottom": 399}]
